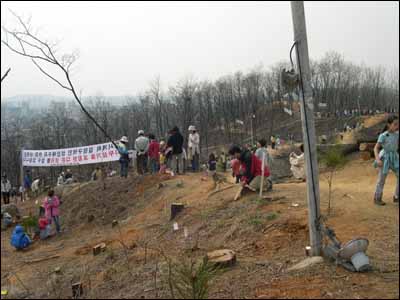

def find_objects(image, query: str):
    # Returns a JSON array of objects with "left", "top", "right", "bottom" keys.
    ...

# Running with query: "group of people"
[
  {"left": 57, "top": 169, "right": 74, "bottom": 186},
  {"left": 10, "top": 189, "right": 62, "bottom": 250},
  {"left": 116, "top": 125, "right": 201, "bottom": 177},
  {"left": 1, "top": 174, "right": 29, "bottom": 204}
]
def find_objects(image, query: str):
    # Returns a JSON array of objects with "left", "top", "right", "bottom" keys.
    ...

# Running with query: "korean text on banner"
[{"left": 22, "top": 142, "right": 121, "bottom": 167}]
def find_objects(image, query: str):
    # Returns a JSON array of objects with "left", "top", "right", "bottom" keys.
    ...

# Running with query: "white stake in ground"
[{"left": 259, "top": 152, "right": 266, "bottom": 198}]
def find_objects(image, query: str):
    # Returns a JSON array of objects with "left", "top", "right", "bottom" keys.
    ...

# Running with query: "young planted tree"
[
  {"left": 169, "top": 257, "right": 220, "bottom": 299},
  {"left": 319, "top": 146, "right": 348, "bottom": 215}
]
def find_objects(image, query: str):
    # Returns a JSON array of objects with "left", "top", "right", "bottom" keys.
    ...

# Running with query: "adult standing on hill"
[
  {"left": 118, "top": 136, "right": 130, "bottom": 178},
  {"left": 1, "top": 175, "right": 11, "bottom": 205},
  {"left": 167, "top": 126, "right": 184, "bottom": 175},
  {"left": 135, "top": 130, "right": 149, "bottom": 175},
  {"left": 24, "top": 170, "right": 32, "bottom": 199},
  {"left": 373, "top": 115, "right": 399, "bottom": 205},
  {"left": 188, "top": 125, "right": 200, "bottom": 172},
  {"left": 148, "top": 134, "right": 160, "bottom": 174}
]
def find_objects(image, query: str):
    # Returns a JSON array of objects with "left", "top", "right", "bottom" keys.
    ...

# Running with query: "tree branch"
[
  {"left": 1, "top": 68, "right": 11, "bottom": 83},
  {"left": 31, "top": 59, "right": 71, "bottom": 91}
]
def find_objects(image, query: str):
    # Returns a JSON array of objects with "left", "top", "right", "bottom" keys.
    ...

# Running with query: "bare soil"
[{"left": 1, "top": 154, "right": 398, "bottom": 299}]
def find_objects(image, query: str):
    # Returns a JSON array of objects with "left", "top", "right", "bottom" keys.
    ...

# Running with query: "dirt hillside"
[{"left": 1, "top": 153, "right": 398, "bottom": 299}]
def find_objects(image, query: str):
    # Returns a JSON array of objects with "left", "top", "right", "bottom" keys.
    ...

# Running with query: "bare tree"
[{"left": 1, "top": 10, "right": 118, "bottom": 148}]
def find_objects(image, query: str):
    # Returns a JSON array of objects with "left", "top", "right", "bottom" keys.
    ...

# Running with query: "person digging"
[{"left": 228, "top": 145, "right": 271, "bottom": 199}]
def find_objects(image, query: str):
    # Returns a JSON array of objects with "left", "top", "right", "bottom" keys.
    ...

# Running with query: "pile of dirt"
[{"left": 61, "top": 175, "right": 165, "bottom": 228}]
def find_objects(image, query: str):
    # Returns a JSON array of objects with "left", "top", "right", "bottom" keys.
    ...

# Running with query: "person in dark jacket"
[
  {"left": 167, "top": 126, "right": 184, "bottom": 174},
  {"left": 229, "top": 145, "right": 270, "bottom": 191},
  {"left": 10, "top": 225, "right": 31, "bottom": 250}
]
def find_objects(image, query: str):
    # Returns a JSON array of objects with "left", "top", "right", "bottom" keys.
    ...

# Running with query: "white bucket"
[{"left": 350, "top": 252, "right": 370, "bottom": 272}]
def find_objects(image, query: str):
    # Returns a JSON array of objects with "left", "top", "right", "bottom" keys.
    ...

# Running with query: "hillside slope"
[{"left": 1, "top": 154, "right": 398, "bottom": 299}]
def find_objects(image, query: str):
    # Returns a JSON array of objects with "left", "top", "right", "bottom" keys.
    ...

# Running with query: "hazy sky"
[{"left": 1, "top": 1, "right": 398, "bottom": 98}]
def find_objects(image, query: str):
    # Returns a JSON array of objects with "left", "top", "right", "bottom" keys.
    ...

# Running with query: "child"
[
  {"left": 39, "top": 213, "right": 51, "bottom": 240},
  {"left": 208, "top": 153, "right": 217, "bottom": 177},
  {"left": 44, "top": 190, "right": 61, "bottom": 234},
  {"left": 373, "top": 115, "right": 399, "bottom": 205},
  {"left": 10, "top": 225, "right": 31, "bottom": 250},
  {"left": 159, "top": 152, "right": 167, "bottom": 174}
]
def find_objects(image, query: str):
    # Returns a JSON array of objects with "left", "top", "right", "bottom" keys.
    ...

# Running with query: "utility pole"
[{"left": 291, "top": 1, "right": 322, "bottom": 256}]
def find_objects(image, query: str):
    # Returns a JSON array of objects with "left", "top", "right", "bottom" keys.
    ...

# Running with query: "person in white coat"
[
  {"left": 188, "top": 125, "right": 200, "bottom": 172},
  {"left": 289, "top": 144, "right": 306, "bottom": 181},
  {"left": 1, "top": 175, "right": 12, "bottom": 205}
]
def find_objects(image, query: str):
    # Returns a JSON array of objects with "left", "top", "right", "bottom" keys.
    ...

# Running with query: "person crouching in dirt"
[
  {"left": 11, "top": 225, "right": 32, "bottom": 250},
  {"left": 44, "top": 190, "right": 61, "bottom": 234},
  {"left": 118, "top": 136, "right": 130, "bottom": 178},
  {"left": 373, "top": 115, "right": 399, "bottom": 206},
  {"left": 228, "top": 145, "right": 271, "bottom": 192}
]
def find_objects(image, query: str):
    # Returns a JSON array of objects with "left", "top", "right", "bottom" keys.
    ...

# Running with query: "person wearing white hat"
[
  {"left": 135, "top": 130, "right": 149, "bottom": 175},
  {"left": 188, "top": 125, "right": 200, "bottom": 172},
  {"left": 118, "top": 136, "right": 130, "bottom": 178}
]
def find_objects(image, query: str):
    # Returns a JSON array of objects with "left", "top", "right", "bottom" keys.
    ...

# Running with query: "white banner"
[{"left": 22, "top": 142, "right": 125, "bottom": 167}]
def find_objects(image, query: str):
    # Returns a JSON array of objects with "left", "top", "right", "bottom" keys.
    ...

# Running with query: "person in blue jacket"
[
  {"left": 118, "top": 136, "right": 130, "bottom": 178},
  {"left": 10, "top": 225, "right": 32, "bottom": 250}
]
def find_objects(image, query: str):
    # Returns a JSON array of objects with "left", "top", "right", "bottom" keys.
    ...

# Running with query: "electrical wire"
[{"left": 289, "top": 41, "right": 297, "bottom": 70}]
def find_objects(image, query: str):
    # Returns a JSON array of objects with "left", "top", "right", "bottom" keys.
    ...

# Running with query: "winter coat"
[
  {"left": 148, "top": 140, "right": 160, "bottom": 160},
  {"left": 231, "top": 159, "right": 241, "bottom": 176},
  {"left": 239, "top": 150, "right": 270, "bottom": 184},
  {"left": 188, "top": 132, "right": 200, "bottom": 157},
  {"left": 167, "top": 132, "right": 184, "bottom": 155},
  {"left": 289, "top": 153, "right": 305, "bottom": 180},
  {"left": 135, "top": 136, "right": 150, "bottom": 155},
  {"left": 44, "top": 195, "right": 60, "bottom": 219},
  {"left": 10, "top": 225, "right": 31, "bottom": 250},
  {"left": 24, "top": 175, "right": 32, "bottom": 189},
  {"left": 118, "top": 142, "right": 129, "bottom": 162},
  {"left": 1, "top": 179, "right": 11, "bottom": 193},
  {"left": 39, "top": 217, "right": 49, "bottom": 230},
  {"left": 31, "top": 179, "right": 40, "bottom": 193}
]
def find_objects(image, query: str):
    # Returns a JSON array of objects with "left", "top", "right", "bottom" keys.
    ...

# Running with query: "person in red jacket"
[
  {"left": 148, "top": 134, "right": 160, "bottom": 174},
  {"left": 228, "top": 145, "right": 271, "bottom": 191}
]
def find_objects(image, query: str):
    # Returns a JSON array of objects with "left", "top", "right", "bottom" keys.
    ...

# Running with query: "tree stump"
[
  {"left": 206, "top": 249, "right": 236, "bottom": 268},
  {"left": 87, "top": 215, "right": 95, "bottom": 223},
  {"left": 93, "top": 242, "right": 106, "bottom": 256},
  {"left": 170, "top": 203, "right": 184, "bottom": 220},
  {"left": 72, "top": 282, "right": 83, "bottom": 298}
]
